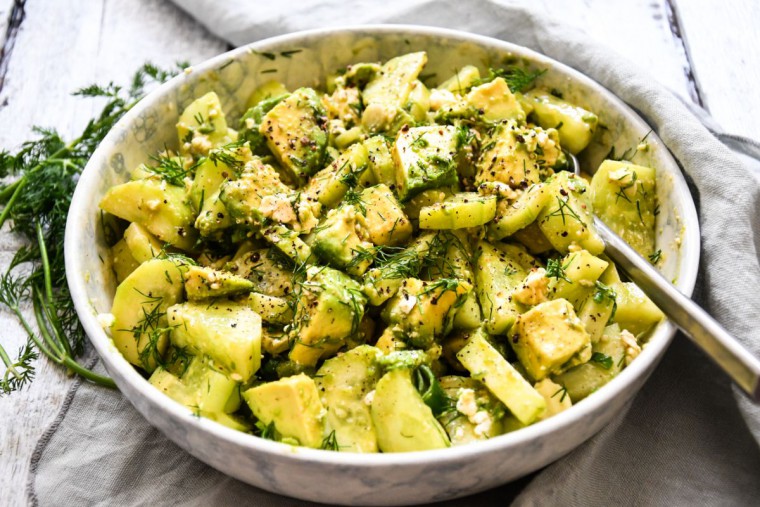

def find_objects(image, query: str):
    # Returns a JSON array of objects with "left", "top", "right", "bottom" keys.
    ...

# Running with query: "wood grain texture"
[
  {"left": 0, "top": 1, "right": 224, "bottom": 505},
  {"left": 674, "top": 0, "right": 760, "bottom": 138}
]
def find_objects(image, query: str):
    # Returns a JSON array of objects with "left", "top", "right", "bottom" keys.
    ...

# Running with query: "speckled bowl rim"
[{"left": 66, "top": 25, "right": 700, "bottom": 470}]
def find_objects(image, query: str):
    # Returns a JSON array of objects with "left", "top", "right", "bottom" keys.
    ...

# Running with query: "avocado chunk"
[
  {"left": 381, "top": 277, "right": 470, "bottom": 349},
  {"left": 149, "top": 356, "right": 240, "bottom": 415},
  {"left": 508, "top": 298, "right": 591, "bottom": 381},
  {"left": 362, "top": 52, "right": 427, "bottom": 133},
  {"left": 99, "top": 178, "right": 198, "bottom": 251},
  {"left": 537, "top": 171, "right": 604, "bottom": 255},
  {"left": 524, "top": 90, "right": 598, "bottom": 155},
  {"left": 364, "top": 136, "right": 396, "bottom": 187},
  {"left": 184, "top": 265, "right": 254, "bottom": 301},
  {"left": 259, "top": 87, "right": 328, "bottom": 184},
  {"left": 465, "top": 77, "right": 525, "bottom": 123},
  {"left": 312, "top": 203, "right": 374, "bottom": 276},
  {"left": 437, "top": 376, "right": 505, "bottom": 444},
  {"left": 370, "top": 368, "right": 450, "bottom": 452},
  {"left": 315, "top": 345, "right": 383, "bottom": 452},
  {"left": 360, "top": 184, "right": 412, "bottom": 246},
  {"left": 546, "top": 249, "right": 609, "bottom": 309},
  {"left": 590, "top": 159, "right": 657, "bottom": 257},
  {"left": 476, "top": 120, "right": 561, "bottom": 188},
  {"left": 457, "top": 329, "right": 546, "bottom": 425},
  {"left": 473, "top": 240, "right": 526, "bottom": 335},
  {"left": 437, "top": 65, "right": 481, "bottom": 94},
  {"left": 304, "top": 142, "right": 371, "bottom": 209},
  {"left": 168, "top": 300, "right": 262, "bottom": 382},
  {"left": 289, "top": 266, "right": 368, "bottom": 367},
  {"left": 243, "top": 373, "right": 326, "bottom": 448},
  {"left": 244, "top": 292, "right": 293, "bottom": 325},
  {"left": 224, "top": 247, "right": 293, "bottom": 297},
  {"left": 189, "top": 144, "right": 251, "bottom": 212},
  {"left": 111, "top": 239, "right": 139, "bottom": 283},
  {"left": 240, "top": 93, "right": 289, "bottom": 156},
  {"left": 393, "top": 125, "right": 459, "bottom": 202},
  {"left": 177, "top": 91, "right": 234, "bottom": 156},
  {"left": 110, "top": 258, "right": 189, "bottom": 372}
]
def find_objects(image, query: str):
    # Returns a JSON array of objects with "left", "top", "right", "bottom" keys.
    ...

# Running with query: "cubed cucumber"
[
  {"left": 465, "top": 77, "right": 525, "bottom": 123},
  {"left": 537, "top": 171, "right": 604, "bottom": 255},
  {"left": 524, "top": 90, "right": 598, "bottom": 155},
  {"left": 547, "top": 250, "right": 609, "bottom": 308},
  {"left": 612, "top": 282, "right": 664, "bottom": 336},
  {"left": 168, "top": 300, "right": 262, "bottom": 382},
  {"left": 436, "top": 65, "right": 481, "bottom": 94},
  {"left": 590, "top": 159, "right": 657, "bottom": 257},
  {"left": 316, "top": 345, "right": 383, "bottom": 452},
  {"left": 111, "top": 239, "right": 139, "bottom": 283},
  {"left": 360, "top": 184, "right": 413, "bottom": 246},
  {"left": 364, "top": 136, "right": 396, "bottom": 187},
  {"left": 534, "top": 378, "right": 573, "bottom": 420},
  {"left": 99, "top": 178, "right": 197, "bottom": 251},
  {"left": 473, "top": 240, "right": 526, "bottom": 335},
  {"left": 177, "top": 91, "right": 233, "bottom": 156},
  {"left": 487, "top": 183, "right": 551, "bottom": 240},
  {"left": 246, "top": 80, "right": 289, "bottom": 109},
  {"left": 371, "top": 368, "right": 450, "bottom": 452},
  {"left": 110, "top": 258, "right": 189, "bottom": 372},
  {"left": 123, "top": 222, "right": 164, "bottom": 263},
  {"left": 457, "top": 330, "right": 546, "bottom": 425},
  {"left": 419, "top": 192, "right": 497, "bottom": 230}
]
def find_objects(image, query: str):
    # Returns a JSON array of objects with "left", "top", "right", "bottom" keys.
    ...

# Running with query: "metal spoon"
[{"left": 565, "top": 152, "right": 760, "bottom": 401}]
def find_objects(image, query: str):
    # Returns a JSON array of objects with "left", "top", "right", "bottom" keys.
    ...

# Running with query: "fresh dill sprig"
[
  {"left": 545, "top": 257, "right": 572, "bottom": 283},
  {"left": 0, "top": 62, "right": 186, "bottom": 395},
  {"left": 320, "top": 429, "right": 340, "bottom": 451},
  {"left": 590, "top": 352, "right": 614, "bottom": 370},
  {"left": 479, "top": 66, "right": 546, "bottom": 93}
]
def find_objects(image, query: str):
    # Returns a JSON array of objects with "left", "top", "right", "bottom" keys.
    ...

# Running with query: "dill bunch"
[{"left": 0, "top": 62, "right": 187, "bottom": 395}]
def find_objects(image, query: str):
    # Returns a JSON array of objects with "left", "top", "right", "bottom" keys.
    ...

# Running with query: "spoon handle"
[{"left": 594, "top": 217, "right": 760, "bottom": 401}]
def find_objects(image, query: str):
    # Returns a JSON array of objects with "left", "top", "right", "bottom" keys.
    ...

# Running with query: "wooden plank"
[
  {"left": 673, "top": 0, "right": 760, "bottom": 138},
  {"left": 539, "top": 0, "right": 696, "bottom": 101},
  {"left": 0, "top": 1, "right": 225, "bottom": 505}
]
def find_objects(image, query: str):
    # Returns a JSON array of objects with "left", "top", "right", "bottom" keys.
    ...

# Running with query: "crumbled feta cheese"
[
  {"left": 512, "top": 268, "right": 549, "bottom": 306},
  {"left": 621, "top": 329, "right": 642, "bottom": 366}
]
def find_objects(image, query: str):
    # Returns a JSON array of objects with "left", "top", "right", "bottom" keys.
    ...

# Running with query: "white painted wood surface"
[{"left": 0, "top": 1, "right": 757, "bottom": 505}]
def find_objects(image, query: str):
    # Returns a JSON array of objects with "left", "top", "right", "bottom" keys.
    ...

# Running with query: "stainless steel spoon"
[{"left": 565, "top": 152, "right": 760, "bottom": 401}]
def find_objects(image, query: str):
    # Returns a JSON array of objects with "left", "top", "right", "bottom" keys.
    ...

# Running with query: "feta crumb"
[
  {"left": 512, "top": 268, "right": 549, "bottom": 306},
  {"left": 621, "top": 329, "right": 642, "bottom": 366},
  {"left": 363, "top": 389, "right": 375, "bottom": 406}
]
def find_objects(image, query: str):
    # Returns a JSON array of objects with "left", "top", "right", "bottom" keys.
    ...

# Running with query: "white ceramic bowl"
[{"left": 66, "top": 25, "right": 700, "bottom": 505}]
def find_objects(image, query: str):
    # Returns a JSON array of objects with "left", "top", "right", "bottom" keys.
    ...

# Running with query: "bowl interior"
[{"left": 65, "top": 25, "right": 700, "bottom": 505}]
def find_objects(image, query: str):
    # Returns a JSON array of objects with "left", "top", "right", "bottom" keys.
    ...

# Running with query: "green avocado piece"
[
  {"left": 243, "top": 373, "right": 326, "bottom": 448},
  {"left": 176, "top": 91, "right": 233, "bottom": 156},
  {"left": 259, "top": 87, "right": 328, "bottom": 184},
  {"left": 184, "top": 265, "right": 254, "bottom": 301},
  {"left": 289, "top": 266, "right": 368, "bottom": 367},
  {"left": 240, "top": 93, "right": 289, "bottom": 155},
  {"left": 168, "top": 299, "right": 262, "bottom": 382},
  {"left": 370, "top": 368, "right": 450, "bottom": 453},
  {"left": 316, "top": 345, "right": 383, "bottom": 452},
  {"left": 360, "top": 184, "right": 413, "bottom": 246},
  {"left": 473, "top": 240, "right": 526, "bottom": 335},
  {"left": 393, "top": 125, "right": 460, "bottom": 202},
  {"left": 149, "top": 356, "right": 240, "bottom": 414},
  {"left": 312, "top": 204, "right": 374, "bottom": 276}
]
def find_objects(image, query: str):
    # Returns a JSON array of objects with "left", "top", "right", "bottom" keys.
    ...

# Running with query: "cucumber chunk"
[{"left": 419, "top": 192, "right": 497, "bottom": 230}]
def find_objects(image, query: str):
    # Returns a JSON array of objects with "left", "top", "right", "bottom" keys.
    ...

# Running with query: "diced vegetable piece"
[
  {"left": 289, "top": 266, "right": 367, "bottom": 367},
  {"left": 316, "top": 345, "right": 383, "bottom": 452},
  {"left": 476, "top": 120, "right": 561, "bottom": 188},
  {"left": 243, "top": 373, "right": 325, "bottom": 448},
  {"left": 360, "top": 184, "right": 413, "bottom": 246},
  {"left": 168, "top": 300, "right": 262, "bottom": 382},
  {"left": 362, "top": 52, "right": 427, "bottom": 132},
  {"left": 371, "top": 368, "right": 450, "bottom": 452},
  {"left": 457, "top": 330, "right": 546, "bottom": 425},
  {"left": 262, "top": 224, "right": 313, "bottom": 265},
  {"left": 474, "top": 240, "right": 526, "bottom": 335},
  {"left": 402, "top": 187, "right": 454, "bottom": 221},
  {"left": 219, "top": 157, "right": 291, "bottom": 228},
  {"left": 465, "top": 77, "right": 525, "bottom": 123},
  {"left": 612, "top": 282, "right": 664, "bottom": 336},
  {"left": 508, "top": 298, "right": 591, "bottom": 381},
  {"left": 225, "top": 247, "right": 293, "bottom": 297},
  {"left": 246, "top": 80, "right": 289, "bottom": 109},
  {"left": 184, "top": 265, "right": 254, "bottom": 301},
  {"left": 364, "top": 136, "right": 396, "bottom": 187},
  {"left": 552, "top": 324, "right": 627, "bottom": 401},
  {"left": 111, "top": 239, "right": 139, "bottom": 283},
  {"left": 149, "top": 356, "right": 239, "bottom": 414},
  {"left": 590, "top": 159, "right": 657, "bottom": 256},
  {"left": 437, "top": 65, "right": 481, "bottom": 94},
  {"left": 259, "top": 87, "right": 328, "bottom": 183},
  {"left": 437, "top": 376, "right": 505, "bottom": 445},
  {"left": 240, "top": 94, "right": 289, "bottom": 156},
  {"left": 244, "top": 292, "right": 293, "bottom": 325},
  {"left": 406, "top": 80, "right": 431, "bottom": 122},
  {"left": 312, "top": 204, "right": 374, "bottom": 276},
  {"left": 393, "top": 125, "right": 459, "bottom": 202},
  {"left": 534, "top": 378, "right": 572, "bottom": 420},
  {"left": 419, "top": 192, "right": 497, "bottom": 229},
  {"left": 304, "top": 142, "right": 370, "bottom": 208},
  {"left": 123, "top": 222, "right": 164, "bottom": 263},
  {"left": 110, "top": 258, "right": 189, "bottom": 372},
  {"left": 487, "top": 183, "right": 551, "bottom": 240},
  {"left": 512, "top": 222, "right": 554, "bottom": 254},
  {"left": 99, "top": 178, "right": 197, "bottom": 251},
  {"left": 381, "top": 278, "right": 470, "bottom": 349},
  {"left": 537, "top": 171, "right": 604, "bottom": 255},
  {"left": 524, "top": 90, "right": 598, "bottom": 154},
  {"left": 547, "top": 250, "right": 609, "bottom": 308},
  {"left": 177, "top": 92, "right": 233, "bottom": 156}
]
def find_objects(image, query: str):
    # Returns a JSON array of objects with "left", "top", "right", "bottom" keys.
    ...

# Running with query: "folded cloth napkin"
[{"left": 28, "top": 1, "right": 760, "bottom": 505}]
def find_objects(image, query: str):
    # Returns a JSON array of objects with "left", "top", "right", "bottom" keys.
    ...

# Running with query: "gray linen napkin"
[{"left": 29, "top": 1, "right": 760, "bottom": 505}]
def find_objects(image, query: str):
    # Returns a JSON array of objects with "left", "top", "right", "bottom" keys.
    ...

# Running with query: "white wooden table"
[{"left": 0, "top": 1, "right": 757, "bottom": 505}]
